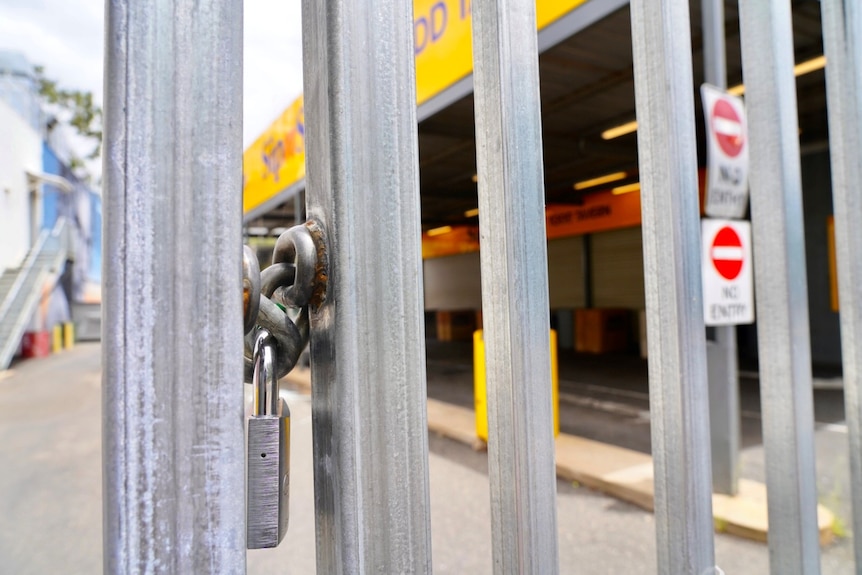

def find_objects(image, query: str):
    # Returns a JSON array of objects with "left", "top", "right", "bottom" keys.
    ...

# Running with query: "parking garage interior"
[{"left": 244, "top": 0, "right": 839, "bottom": 374}]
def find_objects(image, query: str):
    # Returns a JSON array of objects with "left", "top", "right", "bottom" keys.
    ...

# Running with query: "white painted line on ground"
[
  {"left": 738, "top": 370, "right": 845, "bottom": 390},
  {"left": 820, "top": 422, "right": 848, "bottom": 434},
  {"left": 812, "top": 377, "right": 844, "bottom": 390},
  {"left": 560, "top": 379, "right": 650, "bottom": 402},
  {"left": 558, "top": 391, "right": 650, "bottom": 421}
]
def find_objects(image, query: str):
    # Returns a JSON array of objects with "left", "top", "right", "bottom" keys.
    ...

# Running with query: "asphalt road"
[{"left": 0, "top": 342, "right": 856, "bottom": 573}]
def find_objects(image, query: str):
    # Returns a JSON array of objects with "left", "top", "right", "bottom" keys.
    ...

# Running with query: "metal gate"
[{"left": 101, "top": 0, "right": 862, "bottom": 573}]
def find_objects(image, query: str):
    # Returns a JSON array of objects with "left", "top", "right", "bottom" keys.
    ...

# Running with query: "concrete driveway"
[{"left": 0, "top": 343, "right": 856, "bottom": 573}]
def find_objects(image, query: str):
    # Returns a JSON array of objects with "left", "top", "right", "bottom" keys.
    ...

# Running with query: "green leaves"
[{"left": 34, "top": 65, "right": 102, "bottom": 178}]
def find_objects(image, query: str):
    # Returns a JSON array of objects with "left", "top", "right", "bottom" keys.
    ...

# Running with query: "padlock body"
[{"left": 247, "top": 401, "right": 290, "bottom": 549}]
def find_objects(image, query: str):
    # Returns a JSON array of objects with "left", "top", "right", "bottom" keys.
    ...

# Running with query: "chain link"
[{"left": 242, "top": 222, "right": 324, "bottom": 383}]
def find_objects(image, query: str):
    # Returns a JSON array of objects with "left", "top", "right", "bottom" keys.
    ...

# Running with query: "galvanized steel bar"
[
  {"left": 630, "top": 0, "right": 716, "bottom": 572},
  {"left": 294, "top": 190, "right": 305, "bottom": 226},
  {"left": 702, "top": 0, "right": 740, "bottom": 497},
  {"left": 471, "top": 0, "right": 559, "bottom": 572},
  {"left": 300, "top": 0, "right": 433, "bottom": 571},
  {"left": 706, "top": 326, "right": 741, "bottom": 495},
  {"left": 701, "top": 0, "right": 727, "bottom": 91},
  {"left": 822, "top": 0, "right": 862, "bottom": 570},
  {"left": 102, "top": 0, "right": 246, "bottom": 572},
  {"left": 738, "top": 1, "right": 822, "bottom": 572}
]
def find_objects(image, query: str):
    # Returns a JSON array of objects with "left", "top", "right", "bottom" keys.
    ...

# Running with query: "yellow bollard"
[
  {"left": 474, "top": 331, "right": 488, "bottom": 441},
  {"left": 52, "top": 325, "right": 63, "bottom": 353},
  {"left": 474, "top": 329, "right": 559, "bottom": 442},
  {"left": 63, "top": 322, "right": 75, "bottom": 349}
]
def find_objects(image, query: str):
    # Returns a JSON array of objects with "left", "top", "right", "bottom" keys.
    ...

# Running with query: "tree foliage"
[{"left": 34, "top": 66, "right": 102, "bottom": 177}]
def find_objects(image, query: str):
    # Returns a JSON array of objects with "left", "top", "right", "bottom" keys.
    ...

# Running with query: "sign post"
[
  {"left": 701, "top": 85, "right": 750, "bottom": 220},
  {"left": 700, "top": 3, "right": 745, "bottom": 497}
]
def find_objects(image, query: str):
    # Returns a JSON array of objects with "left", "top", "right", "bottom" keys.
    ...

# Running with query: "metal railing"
[
  {"left": 101, "top": 0, "right": 861, "bottom": 574},
  {"left": 0, "top": 217, "right": 68, "bottom": 370}
]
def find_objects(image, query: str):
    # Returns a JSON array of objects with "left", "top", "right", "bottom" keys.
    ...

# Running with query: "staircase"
[{"left": 0, "top": 219, "right": 69, "bottom": 370}]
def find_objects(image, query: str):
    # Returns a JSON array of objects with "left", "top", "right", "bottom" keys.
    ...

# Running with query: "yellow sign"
[
  {"left": 546, "top": 189, "right": 643, "bottom": 239},
  {"left": 244, "top": 0, "right": 592, "bottom": 215},
  {"left": 422, "top": 225, "right": 481, "bottom": 258},
  {"left": 243, "top": 97, "right": 305, "bottom": 214},
  {"left": 414, "top": 0, "right": 589, "bottom": 105}
]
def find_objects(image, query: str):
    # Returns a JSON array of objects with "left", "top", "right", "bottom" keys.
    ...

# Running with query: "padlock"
[{"left": 247, "top": 328, "right": 290, "bottom": 549}]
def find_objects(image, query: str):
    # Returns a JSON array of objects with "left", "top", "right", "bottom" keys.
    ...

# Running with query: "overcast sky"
[{"left": 0, "top": 0, "right": 304, "bottom": 148}]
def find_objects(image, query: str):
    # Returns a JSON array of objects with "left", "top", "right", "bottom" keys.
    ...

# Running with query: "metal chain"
[{"left": 242, "top": 221, "right": 325, "bottom": 383}]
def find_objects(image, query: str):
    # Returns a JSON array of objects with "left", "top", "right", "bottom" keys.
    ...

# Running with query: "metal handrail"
[
  {"left": 0, "top": 217, "right": 68, "bottom": 321},
  {"left": 0, "top": 217, "right": 69, "bottom": 369}
]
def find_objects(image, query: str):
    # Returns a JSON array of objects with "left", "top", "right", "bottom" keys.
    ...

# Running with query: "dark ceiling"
[{"left": 247, "top": 0, "right": 827, "bottom": 234}]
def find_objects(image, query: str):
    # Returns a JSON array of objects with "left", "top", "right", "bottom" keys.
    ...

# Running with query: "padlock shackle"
[{"left": 252, "top": 329, "right": 279, "bottom": 416}]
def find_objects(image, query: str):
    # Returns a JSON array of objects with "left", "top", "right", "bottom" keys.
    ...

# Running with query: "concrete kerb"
[{"left": 283, "top": 367, "right": 836, "bottom": 546}]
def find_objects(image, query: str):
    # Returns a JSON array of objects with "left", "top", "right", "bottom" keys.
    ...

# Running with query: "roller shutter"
[
  {"left": 591, "top": 226, "right": 645, "bottom": 309},
  {"left": 547, "top": 235, "right": 585, "bottom": 308},
  {"left": 423, "top": 251, "right": 482, "bottom": 310}
]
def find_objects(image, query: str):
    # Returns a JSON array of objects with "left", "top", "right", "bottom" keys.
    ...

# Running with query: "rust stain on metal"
[
  {"left": 305, "top": 219, "right": 328, "bottom": 309},
  {"left": 242, "top": 282, "right": 251, "bottom": 321}
]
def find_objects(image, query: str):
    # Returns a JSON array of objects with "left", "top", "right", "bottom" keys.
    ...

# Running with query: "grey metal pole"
[
  {"left": 300, "top": 0, "right": 433, "bottom": 571},
  {"left": 471, "top": 0, "right": 560, "bottom": 572},
  {"left": 738, "top": 0, "right": 822, "bottom": 573},
  {"left": 702, "top": 0, "right": 741, "bottom": 497},
  {"left": 702, "top": 0, "right": 727, "bottom": 91},
  {"left": 294, "top": 190, "right": 305, "bottom": 226},
  {"left": 630, "top": 0, "right": 717, "bottom": 572},
  {"left": 821, "top": 1, "right": 862, "bottom": 570},
  {"left": 102, "top": 0, "right": 246, "bottom": 573},
  {"left": 706, "top": 326, "right": 740, "bottom": 495}
]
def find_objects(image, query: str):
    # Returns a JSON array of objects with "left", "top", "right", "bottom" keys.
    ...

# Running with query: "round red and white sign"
[
  {"left": 711, "top": 98, "right": 745, "bottom": 158},
  {"left": 711, "top": 226, "right": 744, "bottom": 280}
]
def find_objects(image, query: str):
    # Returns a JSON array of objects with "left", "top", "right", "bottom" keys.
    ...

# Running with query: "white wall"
[{"left": 0, "top": 98, "right": 41, "bottom": 273}]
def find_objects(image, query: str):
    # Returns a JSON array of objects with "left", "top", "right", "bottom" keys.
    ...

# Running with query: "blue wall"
[
  {"left": 41, "top": 142, "right": 101, "bottom": 297},
  {"left": 41, "top": 143, "right": 63, "bottom": 230}
]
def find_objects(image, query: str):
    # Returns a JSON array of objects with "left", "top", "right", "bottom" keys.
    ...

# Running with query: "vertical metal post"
[
  {"left": 706, "top": 326, "right": 740, "bottom": 494},
  {"left": 471, "top": 0, "right": 559, "bottom": 572},
  {"left": 702, "top": 0, "right": 741, "bottom": 497},
  {"left": 701, "top": 0, "right": 727, "bottom": 90},
  {"left": 822, "top": 1, "right": 862, "bottom": 570},
  {"left": 300, "top": 0, "right": 433, "bottom": 571},
  {"left": 294, "top": 190, "right": 305, "bottom": 226},
  {"left": 630, "top": 0, "right": 716, "bottom": 572},
  {"left": 102, "top": 0, "right": 246, "bottom": 572},
  {"left": 738, "top": 1, "right": 822, "bottom": 572}
]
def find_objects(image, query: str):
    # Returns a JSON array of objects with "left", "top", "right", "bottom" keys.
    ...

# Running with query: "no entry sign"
[
  {"left": 712, "top": 99, "right": 744, "bottom": 158},
  {"left": 702, "top": 219, "right": 754, "bottom": 326},
  {"left": 711, "top": 226, "right": 744, "bottom": 280},
  {"left": 701, "top": 84, "right": 750, "bottom": 220}
]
